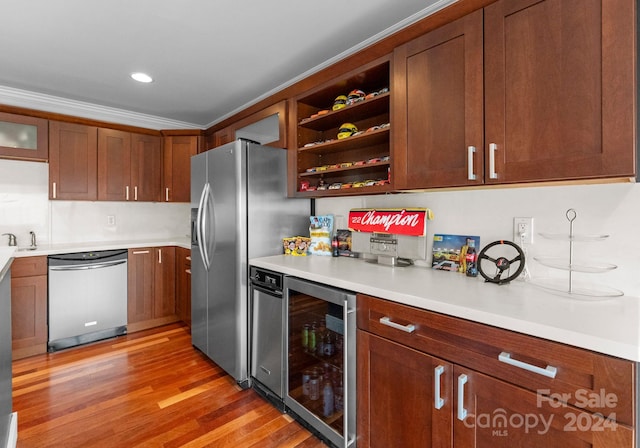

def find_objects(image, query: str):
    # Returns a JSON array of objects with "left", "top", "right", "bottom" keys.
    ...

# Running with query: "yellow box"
[{"left": 283, "top": 236, "right": 310, "bottom": 256}]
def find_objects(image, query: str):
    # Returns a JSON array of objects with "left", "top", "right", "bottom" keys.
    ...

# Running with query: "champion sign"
[{"left": 348, "top": 208, "right": 429, "bottom": 237}]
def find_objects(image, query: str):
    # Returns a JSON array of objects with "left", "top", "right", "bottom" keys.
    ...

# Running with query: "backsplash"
[
  {"left": 315, "top": 182, "right": 640, "bottom": 298},
  {"left": 2, "top": 158, "right": 638, "bottom": 297},
  {"left": 0, "top": 159, "right": 190, "bottom": 247}
]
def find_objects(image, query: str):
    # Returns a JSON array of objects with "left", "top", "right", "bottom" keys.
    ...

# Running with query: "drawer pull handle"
[
  {"left": 498, "top": 352, "right": 557, "bottom": 378},
  {"left": 434, "top": 365, "right": 445, "bottom": 410},
  {"left": 457, "top": 374, "right": 468, "bottom": 421},
  {"left": 379, "top": 316, "right": 415, "bottom": 333}
]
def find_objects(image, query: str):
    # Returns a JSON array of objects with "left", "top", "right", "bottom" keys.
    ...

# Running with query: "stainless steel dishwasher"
[
  {"left": 48, "top": 249, "right": 128, "bottom": 351},
  {"left": 250, "top": 266, "right": 286, "bottom": 410}
]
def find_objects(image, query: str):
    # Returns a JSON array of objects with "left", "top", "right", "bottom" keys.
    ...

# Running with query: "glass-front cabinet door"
[
  {"left": 284, "top": 276, "right": 356, "bottom": 448},
  {"left": 0, "top": 112, "right": 48, "bottom": 161}
]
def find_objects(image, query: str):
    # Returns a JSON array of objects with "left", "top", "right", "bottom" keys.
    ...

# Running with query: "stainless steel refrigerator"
[{"left": 190, "top": 139, "right": 309, "bottom": 387}]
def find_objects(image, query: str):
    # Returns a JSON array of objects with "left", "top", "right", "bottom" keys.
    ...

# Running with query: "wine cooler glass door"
[{"left": 284, "top": 276, "right": 356, "bottom": 448}]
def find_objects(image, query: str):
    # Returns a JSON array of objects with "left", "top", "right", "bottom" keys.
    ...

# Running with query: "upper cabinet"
[
  {"left": 393, "top": 10, "right": 483, "bottom": 189},
  {"left": 393, "top": 0, "right": 636, "bottom": 190},
  {"left": 49, "top": 121, "right": 98, "bottom": 200},
  {"left": 212, "top": 101, "right": 288, "bottom": 150},
  {"left": 291, "top": 57, "right": 392, "bottom": 197},
  {"left": 97, "top": 129, "right": 131, "bottom": 201},
  {"left": 131, "top": 133, "right": 163, "bottom": 202},
  {"left": 163, "top": 134, "right": 199, "bottom": 202},
  {"left": 98, "top": 129, "right": 162, "bottom": 201},
  {"left": 0, "top": 112, "right": 49, "bottom": 162}
]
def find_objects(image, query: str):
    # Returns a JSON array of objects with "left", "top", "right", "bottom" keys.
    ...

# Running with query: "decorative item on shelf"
[
  {"left": 337, "top": 123, "right": 358, "bottom": 139},
  {"left": 346, "top": 89, "right": 365, "bottom": 105},
  {"left": 477, "top": 240, "right": 526, "bottom": 284},
  {"left": 332, "top": 95, "right": 347, "bottom": 111},
  {"left": 532, "top": 208, "right": 623, "bottom": 299}
]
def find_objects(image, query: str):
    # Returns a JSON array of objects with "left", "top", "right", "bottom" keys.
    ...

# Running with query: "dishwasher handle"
[{"left": 49, "top": 259, "right": 127, "bottom": 271}]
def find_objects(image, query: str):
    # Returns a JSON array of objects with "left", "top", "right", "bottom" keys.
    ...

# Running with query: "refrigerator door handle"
[
  {"left": 201, "top": 182, "right": 215, "bottom": 270},
  {"left": 196, "top": 183, "right": 210, "bottom": 270}
]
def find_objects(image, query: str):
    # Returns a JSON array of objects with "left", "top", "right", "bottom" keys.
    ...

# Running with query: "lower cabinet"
[
  {"left": 11, "top": 256, "right": 48, "bottom": 359},
  {"left": 127, "top": 247, "right": 178, "bottom": 332},
  {"left": 175, "top": 247, "right": 191, "bottom": 328},
  {"left": 357, "top": 294, "right": 635, "bottom": 447}
]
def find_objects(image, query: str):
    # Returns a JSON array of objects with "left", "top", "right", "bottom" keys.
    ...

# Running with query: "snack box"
[{"left": 283, "top": 236, "right": 311, "bottom": 256}]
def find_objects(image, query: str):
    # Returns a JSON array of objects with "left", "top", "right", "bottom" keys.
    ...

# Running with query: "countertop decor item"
[
  {"left": 477, "top": 240, "right": 525, "bottom": 284},
  {"left": 533, "top": 208, "right": 623, "bottom": 299}
]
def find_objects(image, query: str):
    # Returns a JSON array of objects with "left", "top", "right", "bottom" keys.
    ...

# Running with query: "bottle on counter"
[
  {"left": 331, "top": 235, "right": 339, "bottom": 257},
  {"left": 465, "top": 240, "right": 478, "bottom": 277}
]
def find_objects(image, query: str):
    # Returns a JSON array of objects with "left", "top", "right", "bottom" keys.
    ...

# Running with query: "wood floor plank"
[{"left": 12, "top": 323, "right": 329, "bottom": 448}]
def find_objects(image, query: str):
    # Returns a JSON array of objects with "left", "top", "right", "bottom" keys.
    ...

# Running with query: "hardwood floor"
[{"left": 12, "top": 323, "right": 328, "bottom": 448}]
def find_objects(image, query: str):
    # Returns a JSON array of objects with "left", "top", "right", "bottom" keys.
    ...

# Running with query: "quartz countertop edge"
[
  {"left": 9, "top": 238, "right": 191, "bottom": 258},
  {"left": 250, "top": 254, "right": 640, "bottom": 362}
]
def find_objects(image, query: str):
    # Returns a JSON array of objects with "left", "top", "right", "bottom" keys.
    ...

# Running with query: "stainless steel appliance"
[
  {"left": 250, "top": 266, "right": 285, "bottom": 409},
  {"left": 0, "top": 261, "right": 16, "bottom": 448},
  {"left": 191, "top": 139, "right": 309, "bottom": 386},
  {"left": 48, "top": 249, "right": 128, "bottom": 351},
  {"left": 284, "top": 276, "right": 356, "bottom": 448}
]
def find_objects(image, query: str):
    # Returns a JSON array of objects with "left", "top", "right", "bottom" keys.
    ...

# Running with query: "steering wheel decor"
[{"left": 477, "top": 240, "right": 526, "bottom": 285}]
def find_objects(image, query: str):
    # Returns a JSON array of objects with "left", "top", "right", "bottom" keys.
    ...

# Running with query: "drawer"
[
  {"left": 11, "top": 256, "right": 47, "bottom": 277},
  {"left": 357, "top": 294, "right": 636, "bottom": 426}
]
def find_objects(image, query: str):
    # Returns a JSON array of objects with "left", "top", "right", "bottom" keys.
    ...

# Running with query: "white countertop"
[
  {"left": 0, "top": 238, "right": 190, "bottom": 278},
  {"left": 10, "top": 238, "right": 191, "bottom": 258},
  {"left": 250, "top": 254, "right": 640, "bottom": 362}
]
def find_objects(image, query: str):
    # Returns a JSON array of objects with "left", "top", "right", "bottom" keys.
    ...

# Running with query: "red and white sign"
[{"left": 348, "top": 208, "right": 428, "bottom": 237}]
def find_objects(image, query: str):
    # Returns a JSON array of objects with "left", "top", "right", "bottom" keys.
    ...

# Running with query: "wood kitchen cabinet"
[
  {"left": 131, "top": 133, "right": 163, "bottom": 201},
  {"left": 393, "top": 0, "right": 636, "bottom": 189},
  {"left": 98, "top": 129, "right": 162, "bottom": 201},
  {"left": 127, "top": 246, "right": 178, "bottom": 332},
  {"left": 98, "top": 128, "right": 131, "bottom": 201},
  {"left": 49, "top": 121, "right": 98, "bottom": 200},
  {"left": 175, "top": 247, "right": 191, "bottom": 328},
  {"left": 212, "top": 101, "right": 287, "bottom": 150},
  {"left": 357, "top": 294, "right": 636, "bottom": 447},
  {"left": 163, "top": 134, "right": 199, "bottom": 202},
  {"left": 0, "top": 111, "right": 49, "bottom": 162},
  {"left": 11, "top": 256, "right": 47, "bottom": 359},
  {"left": 358, "top": 331, "right": 453, "bottom": 447},
  {"left": 392, "top": 10, "right": 483, "bottom": 189}
]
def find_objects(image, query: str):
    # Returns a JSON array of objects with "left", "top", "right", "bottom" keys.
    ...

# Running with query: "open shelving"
[{"left": 293, "top": 56, "right": 393, "bottom": 197}]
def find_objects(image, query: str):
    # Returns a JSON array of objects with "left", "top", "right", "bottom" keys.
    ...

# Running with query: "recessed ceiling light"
[{"left": 131, "top": 72, "right": 153, "bottom": 83}]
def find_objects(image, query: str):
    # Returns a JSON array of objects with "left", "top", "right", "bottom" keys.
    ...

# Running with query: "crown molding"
[
  {"left": 1, "top": 0, "right": 455, "bottom": 131},
  {"left": 205, "top": 0, "right": 457, "bottom": 128},
  {"left": 0, "top": 85, "right": 202, "bottom": 131}
]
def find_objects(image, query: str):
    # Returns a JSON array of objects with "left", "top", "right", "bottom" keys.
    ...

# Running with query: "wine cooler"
[{"left": 284, "top": 276, "right": 356, "bottom": 448}]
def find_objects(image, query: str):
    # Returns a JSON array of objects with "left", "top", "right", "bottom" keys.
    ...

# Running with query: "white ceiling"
[{"left": 0, "top": 0, "right": 454, "bottom": 129}]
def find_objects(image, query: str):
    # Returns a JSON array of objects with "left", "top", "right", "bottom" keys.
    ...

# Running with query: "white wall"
[
  {"left": 2, "top": 157, "right": 638, "bottom": 297},
  {"left": 0, "top": 159, "right": 190, "bottom": 246},
  {"left": 315, "top": 182, "right": 640, "bottom": 298}
]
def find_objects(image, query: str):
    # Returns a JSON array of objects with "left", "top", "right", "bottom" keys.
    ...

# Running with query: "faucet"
[
  {"left": 2, "top": 233, "right": 17, "bottom": 247},
  {"left": 30, "top": 231, "right": 37, "bottom": 248}
]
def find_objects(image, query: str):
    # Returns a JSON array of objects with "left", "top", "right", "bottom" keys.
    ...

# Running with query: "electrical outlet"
[
  {"left": 513, "top": 217, "right": 533, "bottom": 244},
  {"left": 107, "top": 215, "right": 116, "bottom": 226}
]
